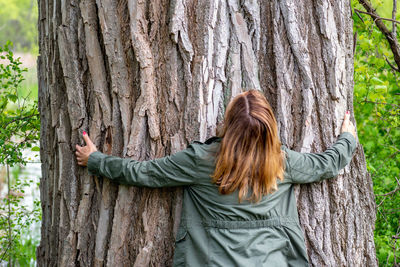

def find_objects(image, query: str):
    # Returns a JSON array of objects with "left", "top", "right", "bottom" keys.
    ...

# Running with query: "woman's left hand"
[{"left": 75, "top": 131, "right": 98, "bottom": 166}]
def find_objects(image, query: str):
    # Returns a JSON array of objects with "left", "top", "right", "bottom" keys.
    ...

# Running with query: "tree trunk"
[{"left": 37, "top": 0, "right": 377, "bottom": 266}]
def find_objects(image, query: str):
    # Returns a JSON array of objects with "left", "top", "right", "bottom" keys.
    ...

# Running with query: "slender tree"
[{"left": 37, "top": 0, "right": 377, "bottom": 266}]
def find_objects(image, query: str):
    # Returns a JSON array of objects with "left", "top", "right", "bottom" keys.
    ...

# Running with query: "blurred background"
[
  {"left": 0, "top": 0, "right": 40, "bottom": 266},
  {"left": 0, "top": 0, "right": 398, "bottom": 266}
]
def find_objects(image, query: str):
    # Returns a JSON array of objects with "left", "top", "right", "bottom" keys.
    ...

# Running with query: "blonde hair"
[{"left": 212, "top": 90, "right": 284, "bottom": 202}]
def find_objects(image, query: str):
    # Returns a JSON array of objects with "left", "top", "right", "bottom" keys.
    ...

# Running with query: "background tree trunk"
[{"left": 37, "top": 0, "right": 377, "bottom": 266}]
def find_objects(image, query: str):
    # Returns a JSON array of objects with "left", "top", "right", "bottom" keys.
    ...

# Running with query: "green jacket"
[{"left": 87, "top": 132, "right": 357, "bottom": 266}]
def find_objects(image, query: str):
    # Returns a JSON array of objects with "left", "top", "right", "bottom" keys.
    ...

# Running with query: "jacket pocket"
[
  {"left": 175, "top": 226, "right": 188, "bottom": 242},
  {"left": 173, "top": 226, "right": 188, "bottom": 266}
]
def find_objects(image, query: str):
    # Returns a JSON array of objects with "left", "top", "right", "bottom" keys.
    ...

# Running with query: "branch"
[
  {"left": 376, "top": 175, "right": 400, "bottom": 196},
  {"left": 355, "top": 8, "right": 365, "bottom": 23},
  {"left": 1, "top": 113, "right": 38, "bottom": 129},
  {"left": 354, "top": 9, "right": 400, "bottom": 24},
  {"left": 383, "top": 54, "right": 400, "bottom": 72},
  {"left": 376, "top": 187, "right": 400, "bottom": 196},
  {"left": 393, "top": 0, "right": 397, "bottom": 36},
  {"left": 356, "top": 99, "right": 400, "bottom": 107},
  {"left": 356, "top": 0, "right": 400, "bottom": 72}
]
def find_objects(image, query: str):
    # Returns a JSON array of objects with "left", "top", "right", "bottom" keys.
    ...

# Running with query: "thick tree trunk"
[{"left": 37, "top": 0, "right": 377, "bottom": 266}]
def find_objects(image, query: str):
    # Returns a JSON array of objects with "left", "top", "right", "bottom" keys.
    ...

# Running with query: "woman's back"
[
  {"left": 163, "top": 136, "right": 298, "bottom": 266},
  {"left": 79, "top": 90, "right": 357, "bottom": 266},
  {"left": 167, "top": 132, "right": 355, "bottom": 266},
  {"left": 85, "top": 131, "right": 356, "bottom": 266}
]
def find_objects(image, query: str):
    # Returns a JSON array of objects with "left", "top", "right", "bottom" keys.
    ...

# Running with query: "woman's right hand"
[
  {"left": 75, "top": 131, "right": 98, "bottom": 166},
  {"left": 341, "top": 111, "right": 357, "bottom": 139}
]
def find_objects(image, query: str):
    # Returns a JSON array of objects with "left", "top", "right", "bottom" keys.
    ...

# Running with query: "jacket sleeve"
[
  {"left": 87, "top": 144, "right": 199, "bottom": 187},
  {"left": 283, "top": 132, "right": 357, "bottom": 184}
]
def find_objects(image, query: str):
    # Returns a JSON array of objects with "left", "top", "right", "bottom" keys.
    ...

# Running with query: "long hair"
[{"left": 212, "top": 90, "right": 284, "bottom": 202}]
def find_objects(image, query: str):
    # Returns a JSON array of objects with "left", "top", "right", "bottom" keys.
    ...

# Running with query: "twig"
[
  {"left": 353, "top": 32, "right": 358, "bottom": 54},
  {"left": 356, "top": 0, "right": 400, "bottom": 72},
  {"left": 0, "top": 232, "right": 16, "bottom": 263},
  {"left": 393, "top": 0, "right": 397, "bottom": 36},
  {"left": 0, "top": 239, "right": 12, "bottom": 263},
  {"left": 1, "top": 113, "right": 38, "bottom": 129},
  {"left": 377, "top": 203, "right": 389, "bottom": 219},
  {"left": 355, "top": 8, "right": 365, "bottom": 22},
  {"left": 354, "top": 8, "right": 400, "bottom": 24},
  {"left": 384, "top": 54, "right": 400, "bottom": 72},
  {"left": 356, "top": 99, "right": 400, "bottom": 107},
  {"left": 394, "top": 223, "right": 400, "bottom": 265},
  {"left": 376, "top": 187, "right": 400, "bottom": 196},
  {"left": 7, "top": 164, "right": 11, "bottom": 267}
]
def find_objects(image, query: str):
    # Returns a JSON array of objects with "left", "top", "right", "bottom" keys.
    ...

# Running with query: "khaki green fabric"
[{"left": 88, "top": 132, "right": 357, "bottom": 266}]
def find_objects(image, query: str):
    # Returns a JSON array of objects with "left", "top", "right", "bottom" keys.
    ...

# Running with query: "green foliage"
[
  {"left": 352, "top": 1, "right": 400, "bottom": 266},
  {"left": 0, "top": 41, "right": 40, "bottom": 166},
  {"left": 0, "top": 166, "right": 41, "bottom": 266},
  {"left": 0, "top": 41, "right": 41, "bottom": 265},
  {"left": 0, "top": 0, "right": 38, "bottom": 55}
]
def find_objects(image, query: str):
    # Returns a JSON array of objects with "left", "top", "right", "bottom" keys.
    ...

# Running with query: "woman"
[{"left": 75, "top": 90, "right": 357, "bottom": 266}]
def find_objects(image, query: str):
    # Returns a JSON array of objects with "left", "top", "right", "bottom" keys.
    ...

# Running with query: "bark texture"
[{"left": 37, "top": 0, "right": 377, "bottom": 266}]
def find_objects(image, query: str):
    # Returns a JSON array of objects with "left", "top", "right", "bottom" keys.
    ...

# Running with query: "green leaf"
[
  {"left": 7, "top": 94, "right": 18, "bottom": 102},
  {"left": 31, "top": 146, "right": 40, "bottom": 152},
  {"left": 370, "top": 77, "right": 384, "bottom": 85}
]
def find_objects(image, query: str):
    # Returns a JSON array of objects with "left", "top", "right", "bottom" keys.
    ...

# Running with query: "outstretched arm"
[
  {"left": 284, "top": 111, "right": 357, "bottom": 184},
  {"left": 75, "top": 132, "right": 199, "bottom": 187}
]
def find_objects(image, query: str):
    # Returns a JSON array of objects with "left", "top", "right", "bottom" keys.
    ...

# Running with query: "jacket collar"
[
  {"left": 204, "top": 136, "right": 222, "bottom": 144},
  {"left": 193, "top": 136, "right": 222, "bottom": 145}
]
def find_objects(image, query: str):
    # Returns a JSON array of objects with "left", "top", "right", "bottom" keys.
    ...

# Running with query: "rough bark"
[{"left": 37, "top": 0, "right": 377, "bottom": 266}]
